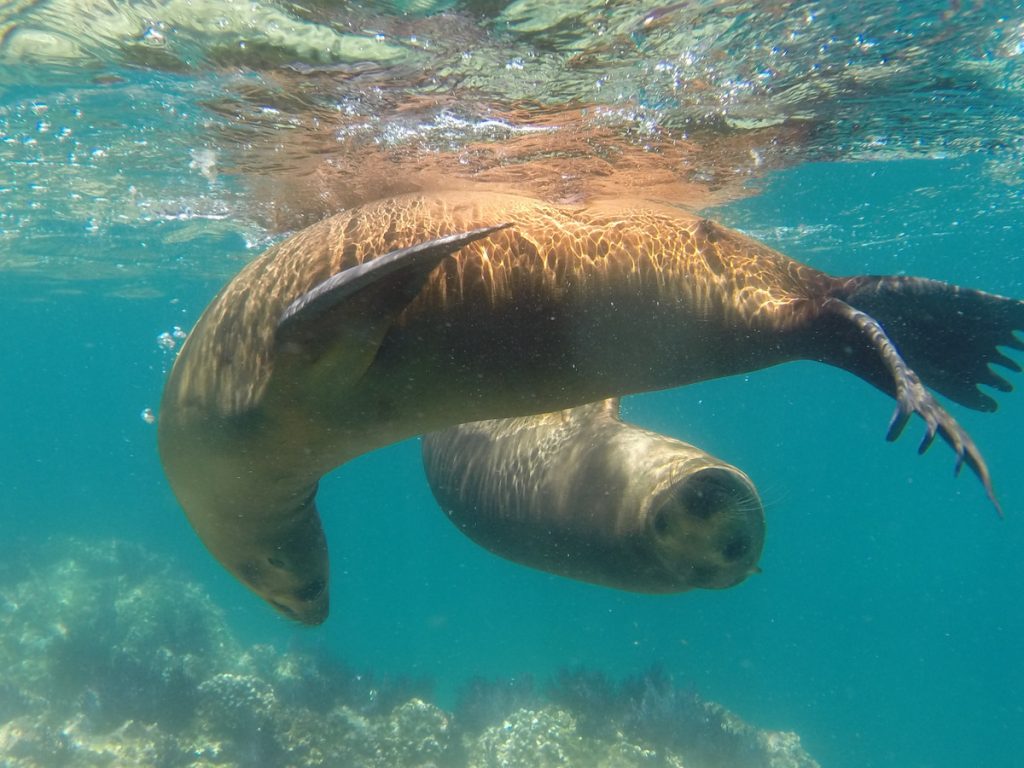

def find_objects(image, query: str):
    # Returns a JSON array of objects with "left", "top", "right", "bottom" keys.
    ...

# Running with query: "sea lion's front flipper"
[
  {"left": 821, "top": 297, "right": 1001, "bottom": 514},
  {"left": 272, "top": 224, "right": 510, "bottom": 390}
]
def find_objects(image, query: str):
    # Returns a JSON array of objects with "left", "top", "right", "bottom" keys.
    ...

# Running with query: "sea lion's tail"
[{"left": 815, "top": 275, "right": 1024, "bottom": 514}]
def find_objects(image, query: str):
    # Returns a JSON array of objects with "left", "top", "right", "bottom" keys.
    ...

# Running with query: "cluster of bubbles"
[
  {"left": 156, "top": 326, "right": 188, "bottom": 352},
  {"left": 143, "top": 325, "right": 189, "bottom": 424}
]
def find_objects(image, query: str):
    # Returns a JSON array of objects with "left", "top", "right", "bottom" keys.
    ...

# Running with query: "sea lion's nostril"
[
  {"left": 722, "top": 535, "right": 750, "bottom": 562},
  {"left": 295, "top": 579, "right": 326, "bottom": 603}
]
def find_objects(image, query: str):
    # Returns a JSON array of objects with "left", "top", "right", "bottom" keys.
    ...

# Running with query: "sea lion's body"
[
  {"left": 159, "top": 191, "right": 1024, "bottom": 623},
  {"left": 163, "top": 193, "right": 822, "bottom": 433},
  {"left": 423, "top": 399, "right": 765, "bottom": 592}
]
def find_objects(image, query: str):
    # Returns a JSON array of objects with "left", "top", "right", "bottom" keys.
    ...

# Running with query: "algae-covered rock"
[
  {"left": 243, "top": 640, "right": 433, "bottom": 718},
  {"left": 469, "top": 707, "right": 586, "bottom": 767},
  {"left": 0, "top": 539, "right": 242, "bottom": 731},
  {"left": 268, "top": 699, "right": 450, "bottom": 768},
  {"left": 381, "top": 698, "right": 451, "bottom": 767},
  {"left": 465, "top": 707, "right": 681, "bottom": 768},
  {"left": 754, "top": 728, "right": 819, "bottom": 768},
  {"left": 543, "top": 666, "right": 820, "bottom": 768},
  {"left": 0, "top": 538, "right": 820, "bottom": 768},
  {"left": 0, "top": 714, "right": 203, "bottom": 768},
  {"left": 194, "top": 672, "right": 284, "bottom": 765},
  {"left": 197, "top": 673, "right": 279, "bottom": 736}
]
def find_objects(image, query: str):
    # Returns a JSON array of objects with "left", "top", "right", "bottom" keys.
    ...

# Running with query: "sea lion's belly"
[{"left": 328, "top": 273, "right": 784, "bottom": 458}]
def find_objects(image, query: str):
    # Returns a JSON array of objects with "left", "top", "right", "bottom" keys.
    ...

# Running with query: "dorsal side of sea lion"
[
  {"left": 158, "top": 191, "right": 1024, "bottom": 623},
  {"left": 422, "top": 399, "right": 765, "bottom": 592}
]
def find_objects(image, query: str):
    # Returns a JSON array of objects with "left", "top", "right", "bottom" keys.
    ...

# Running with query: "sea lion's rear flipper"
[
  {"left": 820, "top": 297, "right": 1002, "bottom": 514},
  {"left": 832, "top": 276, "right": 1024, "bottom": 411},
  {"left": 272, "top": 224, "right": 510, "bottom": 389}
]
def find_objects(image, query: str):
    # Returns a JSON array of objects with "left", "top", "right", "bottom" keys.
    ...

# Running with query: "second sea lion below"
[
  {"left": 422, "top": 399, "right": 765, "bottom": 592},
  {"left": 158, "top": 191, "right": 1024, "bottom": 624}
]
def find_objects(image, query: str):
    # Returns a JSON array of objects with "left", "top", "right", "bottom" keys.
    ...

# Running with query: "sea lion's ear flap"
[{"left": 277, "top": 223, "right": 511, "bottom": 345}]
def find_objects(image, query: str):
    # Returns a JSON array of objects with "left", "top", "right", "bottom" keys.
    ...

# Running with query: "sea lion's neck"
[{"left": 158, "top": 409, "right": 321, "bottom": 526}]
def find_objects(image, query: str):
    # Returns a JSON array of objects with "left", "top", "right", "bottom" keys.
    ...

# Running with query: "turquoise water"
[{"left": 2, "top": 2, "right": 1023, "bottom": 767}]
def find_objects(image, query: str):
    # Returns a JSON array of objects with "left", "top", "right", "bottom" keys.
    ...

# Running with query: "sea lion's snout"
[
  {"left": 650, "top": 466, "right": 765, "bottom": 590},
  {"left": 223, "top": 494, "right": 331, "bottom": 625},
  {"left": 268, "top": 580, "right": 329, "bottom": 626},
  {"left": 241, "top": 555, "right": 330, "bottom": 626}
]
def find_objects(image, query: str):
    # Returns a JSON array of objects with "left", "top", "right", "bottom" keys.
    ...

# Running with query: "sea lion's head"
[
  {"left": 648, "top": 465, "right": 765, "bottom": 590},
  {"left": 223, "top": 492, "right": 331, "bottom": 625},
  {"left": 170, "top": 471, "right": 332, "bottom": 625},
  {"left": 159, "top": 408, "right": 332, "bottom": 624}
]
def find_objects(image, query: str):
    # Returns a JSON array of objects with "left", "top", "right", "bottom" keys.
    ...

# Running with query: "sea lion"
[
  {"left": 422, "top": 399, "right": 765, "bottom": 592},
  {"left": 158, "top": 191, "right": 1024, "bottom": 624}
]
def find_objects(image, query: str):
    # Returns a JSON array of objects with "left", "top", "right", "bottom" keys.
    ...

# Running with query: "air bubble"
[
  {"left": 142, "top": 27, "right": 165, "bottom": 45},
  {"left": 157, "top": 326, "right": 187, "bottom": 353},
  {"left": 140, "top": 408, "right": 156, "bottom": 425},
  {"left": 189, "top": 149, "right": 218, "bottom": 183}
]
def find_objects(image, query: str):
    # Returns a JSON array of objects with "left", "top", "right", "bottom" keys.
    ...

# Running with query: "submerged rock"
[
  {"left": 469, "top": 707, "right": 585, "bottom": 767},
  {"left": 0, "top": 538, "right": 240, "bottom": 731},
  {"left": 465, "top": 706, "right": 681, "bottom": 768},
  {"left": 0, "top": 714, "right": 204, "bottom": 768},
  {"left": 0, "top": 538, "right": 819, "bottom": 767},
  {"left": 542, "top": 665, "right": 819, "bottom": 768},
  {"left": 383, "top": 699, "right": 451, "bottom": 766}
]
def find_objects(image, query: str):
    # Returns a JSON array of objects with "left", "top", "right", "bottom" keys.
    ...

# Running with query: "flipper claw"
[
  {"left": 886, "top": 406, "right": 911, "bottom": 442},
  {"left": 917, "top": 422, "right": 937, "bottom": 455},
  {"left": 825, "top": 298, "right": 1002, "bottom": 516}
]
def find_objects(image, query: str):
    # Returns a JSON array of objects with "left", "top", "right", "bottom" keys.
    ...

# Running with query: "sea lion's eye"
[
  {"left": 267, "top": 556, "right": 286, "bottom": 568},
  {"left": 295, "top": 579, "right": 326, "bottom": 602}
]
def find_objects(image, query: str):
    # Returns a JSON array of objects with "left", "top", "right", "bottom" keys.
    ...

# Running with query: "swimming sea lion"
[
  {"left": 158, "top": 191, "right": 1024, "bottom": 624},
  {"left": 422, "top": 399, "right": 765, "bottom": 592}
]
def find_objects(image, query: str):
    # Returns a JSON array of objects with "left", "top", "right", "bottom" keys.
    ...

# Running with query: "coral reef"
[
  {"left": 466, "top": 706, "right": 676, "bottom": 768},
  {"left": 0, "top": 539, "right": 819, "bottom": 767}
]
